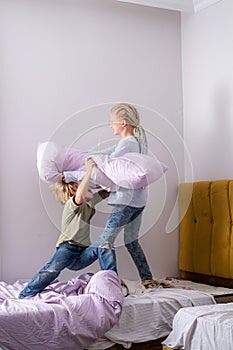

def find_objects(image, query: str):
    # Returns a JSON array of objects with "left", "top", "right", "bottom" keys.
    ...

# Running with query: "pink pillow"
[
  {"left": 37, "top": 142, "right": 168, "bottom": 188},
  {"left": 91, "top": 153, "right": 168, "bottom": 189},
  {"left": 37, "top": 142, "right": 87, "bottom": 183}
]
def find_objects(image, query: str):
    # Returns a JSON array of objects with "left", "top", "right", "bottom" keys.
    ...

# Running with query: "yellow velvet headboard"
[{"left": 179, "top": 180, "right": 233, "bottom": 288}]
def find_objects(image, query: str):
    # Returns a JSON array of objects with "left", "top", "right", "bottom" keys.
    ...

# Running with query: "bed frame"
[
  {"left": 102, "top": 180, "right": 233, "bottom": 350},
  {"left": 107, "top": 338, "right": 165, "bottom": 350},
  {"left": 179, "top": 179, "right": 233, "bottom": 288},
  {"left": 161, "top": 180, "right": 233, "bottom": 350}
]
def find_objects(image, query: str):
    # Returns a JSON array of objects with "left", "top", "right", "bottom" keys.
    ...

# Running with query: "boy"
[{"left": 19, "top": 158, "right": 116, "bottom": 298}]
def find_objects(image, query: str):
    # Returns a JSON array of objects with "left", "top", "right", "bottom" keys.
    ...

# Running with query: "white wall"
[
  {"left": 182, "top": 0, "right": 233, "bottom": 181},
  {"left": 0, "top": 0, "right": 183, "bottom": 283}
]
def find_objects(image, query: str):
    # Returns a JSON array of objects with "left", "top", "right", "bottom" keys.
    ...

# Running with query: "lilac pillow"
[
  {"left": 37, "top": 142, "right": 168, "bottom": 188},
  {"left": 37, "top": 142, "right": 87, "bottom": 183},
  {"left": 91, "top": 153, "right": 168, "bottom": 189}
]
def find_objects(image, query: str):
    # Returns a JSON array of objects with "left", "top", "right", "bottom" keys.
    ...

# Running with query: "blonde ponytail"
[{"left": 133, "top": 125, "right": 148, "bottom": 154}]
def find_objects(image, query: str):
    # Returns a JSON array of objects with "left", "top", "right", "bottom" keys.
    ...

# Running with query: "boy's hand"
[{"left": 85, "top": 157, "right": 96, "bottom": 172}]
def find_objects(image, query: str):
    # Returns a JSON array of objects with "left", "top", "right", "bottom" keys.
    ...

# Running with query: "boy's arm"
[
  {"left": 74, "top": 158, "right": 95, "bottom": 205},
  {"left": 92, "top": 189, "right": 110, "bottom": 206}
]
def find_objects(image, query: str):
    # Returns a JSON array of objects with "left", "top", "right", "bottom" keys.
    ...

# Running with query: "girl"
[{"left": 92, "top": 103, "right": 155, "bottom": 288}]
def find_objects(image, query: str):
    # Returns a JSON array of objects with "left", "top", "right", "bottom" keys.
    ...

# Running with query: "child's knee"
[{"left": 100, "top": 242, "right": 111, "bottom": 249}]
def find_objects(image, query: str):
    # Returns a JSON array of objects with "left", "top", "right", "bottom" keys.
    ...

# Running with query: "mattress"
[
  {"left": 162, "top": 302, "right": 233, "bottom": 350},
  {"left": 87, "top": 287, "right": 215, "bottom": 349}
]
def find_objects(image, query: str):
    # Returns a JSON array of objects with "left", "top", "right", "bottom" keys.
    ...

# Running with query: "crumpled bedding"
[
  {"left": 163, "top": 302, "right": 233, "bottom": 350},
  {"left": 0, "top": 271, "right": 123, "bottom": 350}
]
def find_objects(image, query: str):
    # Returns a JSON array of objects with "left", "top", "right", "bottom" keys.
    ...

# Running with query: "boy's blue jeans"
[{"left": 19, "top": 243, "right": 116, "bottom": 298}]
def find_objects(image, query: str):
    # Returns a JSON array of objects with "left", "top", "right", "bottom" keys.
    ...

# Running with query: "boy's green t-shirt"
[{"left": 56, "top": 191, "right": 106, "bottom": 248}]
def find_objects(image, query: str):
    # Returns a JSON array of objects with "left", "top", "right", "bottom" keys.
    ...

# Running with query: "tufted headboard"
[{"left": 179, "top": 180, "right": 233, "bottom": 288}]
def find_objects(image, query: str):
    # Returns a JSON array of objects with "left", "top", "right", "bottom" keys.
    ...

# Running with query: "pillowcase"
[
  {"left": 37, "top": 142, "right": 168, "bottom": 188},
  {"left": 91, "top": 152, "right": 168, "bottom": 189},
  {"left": 37, "top": 142, "right": 87, "bottom": 183}
]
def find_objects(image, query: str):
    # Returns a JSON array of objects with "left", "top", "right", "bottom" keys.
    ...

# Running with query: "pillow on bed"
[{"left": 91, "top": 153, "right": 168, "bottom": 189}]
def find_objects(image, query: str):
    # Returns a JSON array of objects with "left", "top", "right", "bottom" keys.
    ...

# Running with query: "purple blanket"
[{"left": 0, "top": 271, "right": 123, "bottom": 350}]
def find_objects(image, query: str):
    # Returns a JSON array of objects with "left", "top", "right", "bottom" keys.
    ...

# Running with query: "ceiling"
[{"left": 114, "top": 0, "right": 223, "bottom": 13}]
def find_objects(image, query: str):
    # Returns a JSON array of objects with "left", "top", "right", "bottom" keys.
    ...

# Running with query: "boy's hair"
[{"left": 50, "top": 181, "right": 78, "bottom": 205}]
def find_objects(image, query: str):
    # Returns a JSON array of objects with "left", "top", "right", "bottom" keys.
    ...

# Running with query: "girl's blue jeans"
[
  {"left": 92, "top": 205, "right": 152, "bottom": 281},
  {"left": 19, "top": 243, "right": 116, "bottom": 298}
]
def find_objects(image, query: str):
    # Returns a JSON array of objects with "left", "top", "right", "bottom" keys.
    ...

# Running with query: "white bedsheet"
[
  {"left": 88, "top": 288, "right": 215, "bottom": 349},
  {"left": 163, "top": 302, "right": 233, "bottom": 350}
]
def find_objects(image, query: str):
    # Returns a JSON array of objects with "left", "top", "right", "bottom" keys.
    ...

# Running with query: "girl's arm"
[
  {"left": 63, "top": 168, "right": 117, "bottom": 192},
  {"left": 109, "top": 138, "right": 139, "bottom": 157},
  {"left": 63, "top": 170, "right": 85, "bottom": 183},
  {"left": 89, "top": 145, "right": 116, "bottom": 155}
]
